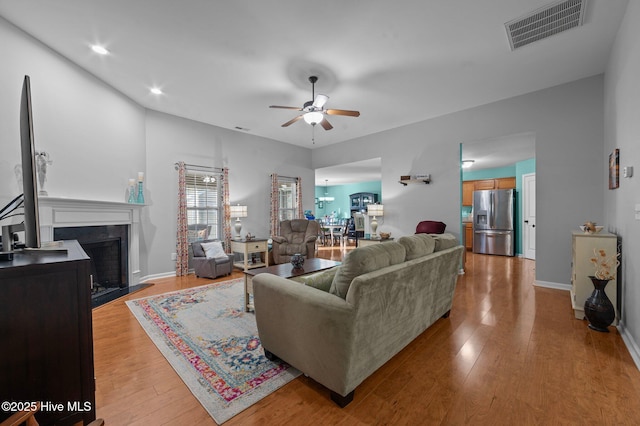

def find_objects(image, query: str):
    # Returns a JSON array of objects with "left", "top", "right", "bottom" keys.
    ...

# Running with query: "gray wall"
[
  {"left": 144, "top": 110, "right": 313, "bottom": 277},
  {"left": 604, "top": 1, "right": 640, "bottom": 361},
  {"left": 313, "top": 75, "right": 605, "bottom": 288},
  {"left": 0, "top": 17, "right": 315, "bottom": 279},
  {"left": 0, "top": 17, "right": 146, "bottom": 204}
]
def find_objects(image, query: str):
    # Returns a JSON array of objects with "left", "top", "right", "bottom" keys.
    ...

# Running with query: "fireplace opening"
[
  {"left": 53, "top": 225, "right": 129, "bottom": 306},
  {"left": 84, "top": 238, "right": 122, "bottom": 295}
]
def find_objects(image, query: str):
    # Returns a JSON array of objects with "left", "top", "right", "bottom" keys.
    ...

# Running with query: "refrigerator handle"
[{"left": 490, "top": 191, "right": 494, "bottom": 228}]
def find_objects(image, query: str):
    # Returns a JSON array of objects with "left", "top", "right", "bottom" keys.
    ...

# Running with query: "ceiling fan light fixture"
[
  {"left": 303, "top": 111, "right": 324, "bottom": 125},
  {"left": 313, "top": 94, "right": 329, "bottom": 108}
]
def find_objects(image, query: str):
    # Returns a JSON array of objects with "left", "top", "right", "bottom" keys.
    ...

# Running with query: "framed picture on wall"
[{"left": 609, "top": 148, "right": 619, "bottom": 190}]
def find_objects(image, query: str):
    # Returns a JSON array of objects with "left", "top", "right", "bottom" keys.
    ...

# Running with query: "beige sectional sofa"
[{"left": 252, "top": 233, "right": 464, "bottom": 406}]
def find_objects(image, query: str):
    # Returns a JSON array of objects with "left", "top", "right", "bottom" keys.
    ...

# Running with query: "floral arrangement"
[{"left": 589, "top": 248, "right": 620, "bottom": 280}]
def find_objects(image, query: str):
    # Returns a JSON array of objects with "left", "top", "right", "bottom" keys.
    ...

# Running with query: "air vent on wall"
[{"left": 505, "top": 0, "right": 587, "bottom": 50}]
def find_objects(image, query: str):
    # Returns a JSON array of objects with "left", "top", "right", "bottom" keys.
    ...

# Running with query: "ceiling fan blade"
[
  {"left": 313, "top": 94, "right": 329, "bottom": 109},
  {"left": 270, "top": 105, "right": 302, "bottom": 110},
  {"left": 282, "top": 115, "right": 303, "bottom": 127},
  {"left": 320, "top": 118, "right": 333, "bottom": 130},
  {"left": 326, "top": 109, "right": 360, "bottom": 117}
]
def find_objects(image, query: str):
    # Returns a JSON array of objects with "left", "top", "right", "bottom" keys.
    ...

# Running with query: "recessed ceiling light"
[
  {"left": 91, "top": 45, "right": 109, "bottom": 55},
  {"left": 150, "top": 87, "right": 163, "bottom": 95}
]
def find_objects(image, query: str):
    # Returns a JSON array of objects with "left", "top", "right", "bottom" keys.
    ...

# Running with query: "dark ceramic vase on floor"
[{"left": 584, "top": 276, "right": 615, "bottom": 332}]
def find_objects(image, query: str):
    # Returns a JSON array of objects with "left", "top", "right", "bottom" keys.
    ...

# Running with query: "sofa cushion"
[
  {"left": 201, "top": 241, "right": 228, "bottom": 259},
  {"left": 397, "top": 234, "right": 436, "bottom": 261},
  {"left": 329, "top": 242, "right": 406, "bottom": 299},
  {"left": 192, "top": 242, "right": 206, "bottom": 258},
  {"left": 431, "top": 233, "right": 458, "bottom": 251},
  {"left": 291, "top": 267, "right": 339, "bottom": 293}
]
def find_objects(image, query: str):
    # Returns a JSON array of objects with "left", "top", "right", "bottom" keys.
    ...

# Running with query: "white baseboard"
[
  {"left": 140, "top": 271, "right": 178, "bottom": 282},
  {"left": 618, "top": 321, "right": 640, "bottom": 371},
  {"left": 534, "top": 280, "right": 571, "bottom": 291}
]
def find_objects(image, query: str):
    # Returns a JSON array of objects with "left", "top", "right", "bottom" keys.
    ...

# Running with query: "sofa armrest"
[
  {"left": 271, "top": 236, "right": 287, "bottom": 244},
  {"left": 304, "top": 235, "right": 318, "bottom": 243},
  {"left": 253, "top": 274, "right": 356, "bottom": 395}
]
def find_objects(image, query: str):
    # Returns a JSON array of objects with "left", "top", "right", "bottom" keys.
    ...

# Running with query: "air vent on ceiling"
[{"left": 505, "top": 0, "right": 587, "bottom": 50}]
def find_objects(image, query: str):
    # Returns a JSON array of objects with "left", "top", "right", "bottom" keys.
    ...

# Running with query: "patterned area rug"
[{"left": 126, "top": 278, "right": 300, "bottom": 424}]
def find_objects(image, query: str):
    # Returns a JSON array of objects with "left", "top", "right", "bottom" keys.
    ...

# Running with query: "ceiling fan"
[{"left": 269, "top": 76, "right": 360, "bottom": 130}]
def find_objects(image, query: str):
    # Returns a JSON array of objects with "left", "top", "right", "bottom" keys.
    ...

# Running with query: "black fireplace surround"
[{"left": 54, "top": 225, "right": 128, "bottom": 306}]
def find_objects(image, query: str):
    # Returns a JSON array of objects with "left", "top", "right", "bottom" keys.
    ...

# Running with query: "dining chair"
[{"left": 317, "top": 220, "right": 332, "bottom": 246}]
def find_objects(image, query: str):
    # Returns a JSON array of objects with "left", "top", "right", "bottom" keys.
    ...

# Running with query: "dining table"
[{"left": 319, "top": 222, "right": 345, "bottom": 246}]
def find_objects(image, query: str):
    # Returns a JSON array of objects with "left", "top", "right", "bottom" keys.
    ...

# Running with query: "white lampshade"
[
  {"left": 367, "top": 204, "right": 384, "bottom": 217},
  {"left": 230, "top": 205, "right": 247, "bottom": 218},
  {"left": 303, "top": 111, "right": 324, "bottom": 125}
]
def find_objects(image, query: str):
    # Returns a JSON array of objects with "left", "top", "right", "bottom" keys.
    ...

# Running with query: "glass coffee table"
[{"left": 243, "top": 258, "right": 341, "bottom": 311}]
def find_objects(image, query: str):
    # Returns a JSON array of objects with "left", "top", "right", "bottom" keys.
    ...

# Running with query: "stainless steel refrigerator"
[{"left": 473, "top": 188, "right": 515, "bottom": 256}]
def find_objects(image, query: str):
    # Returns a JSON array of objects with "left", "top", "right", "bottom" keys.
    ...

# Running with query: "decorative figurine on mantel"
[{"left": 35, "top": 151, "right": 52, "bottom": 196}]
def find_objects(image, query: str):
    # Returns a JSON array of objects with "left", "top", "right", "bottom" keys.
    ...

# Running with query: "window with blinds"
[
  {"left": 278, "top": 178, "right": 298, "bottom": 221},
  {"left": 186, "top": 172, "right": 221, "bottom": 241}
]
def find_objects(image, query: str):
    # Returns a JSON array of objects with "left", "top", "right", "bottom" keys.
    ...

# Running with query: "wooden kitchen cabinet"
[
  {"left": 464, "top": 223, "right": 473, "bottom": 250},
  {"left": 462, "top": 178, "right": 515, "bottom": 207},
  {"left": 462, "top": 181, "right": 474, "bottom": 206},
  {"left": 497, "top": 177, "right": 516, "bottom": 189},
  {"left": 474, "top": 179, "right": 496, "bottom": 190}
]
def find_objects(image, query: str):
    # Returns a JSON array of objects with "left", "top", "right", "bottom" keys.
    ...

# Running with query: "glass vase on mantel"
[
  {"left": 127, "top": 179, "right": 136, "bottom": 204},
  {"left": 584, "top": 276, "right": 616, "bottom": 332},
  {"left": 136, "top": 172, "right": 145, "bottom": 204}
]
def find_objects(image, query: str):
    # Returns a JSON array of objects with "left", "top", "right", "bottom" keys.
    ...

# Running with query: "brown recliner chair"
[{"left": 272, "top": 219, "right": 319, "bottom": 264}]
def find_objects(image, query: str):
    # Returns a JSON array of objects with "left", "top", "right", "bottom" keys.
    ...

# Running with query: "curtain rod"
[
  {"left": 271, "top": 174, "right": 298, "bottom": 180},
  {"left": 174, "top": 162, "right": 223, "bottom": 172}
]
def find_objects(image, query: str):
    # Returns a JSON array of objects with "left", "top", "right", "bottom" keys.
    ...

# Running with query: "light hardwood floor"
[{"left": 92, "top": 246, "right": 640, "bottom": 425}]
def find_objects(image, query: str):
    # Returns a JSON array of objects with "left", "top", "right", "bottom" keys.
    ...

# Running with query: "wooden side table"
[{"left": 230, "top": 238, "right": 269, "bottom": 271}]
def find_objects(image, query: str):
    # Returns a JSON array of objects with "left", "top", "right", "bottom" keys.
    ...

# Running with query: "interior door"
[{"left": 523, "top": 173, "right": 536, "bottom": 260}]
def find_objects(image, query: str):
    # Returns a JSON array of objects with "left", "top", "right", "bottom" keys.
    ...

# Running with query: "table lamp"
[
  {"left": 230, "top": 204, "right": 248, "bottom": 239},
  {"left": 367, "top": 204, "right": 384, "bottom": 240}
]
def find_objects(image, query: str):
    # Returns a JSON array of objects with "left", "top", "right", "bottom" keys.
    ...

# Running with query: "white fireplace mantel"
[{"left": 39, "top": 197, "right": 144, "bottom": 285}]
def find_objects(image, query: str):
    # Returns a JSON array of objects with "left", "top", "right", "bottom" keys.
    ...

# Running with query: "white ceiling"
[
  {"left": 0, "top": 0, "right": 628, "bottom": 183},
  {"left": 463, "top": 132, "right": 536, "bottom": 171},
  {"left": 315, "top": 158, "right": 382, "bottom": 186}
]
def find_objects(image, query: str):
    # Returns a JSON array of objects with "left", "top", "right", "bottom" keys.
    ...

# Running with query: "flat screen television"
[
  {"left": 0, "top": 75, "right": 41, "bottom": 257},
  {"left": 20, "top": 75, "right": 41, "bottom": 249}
]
